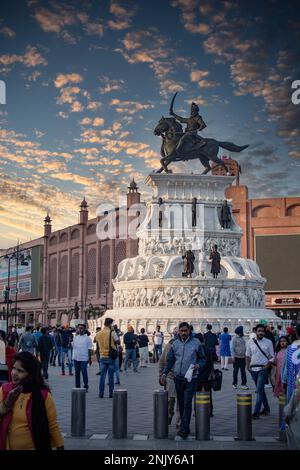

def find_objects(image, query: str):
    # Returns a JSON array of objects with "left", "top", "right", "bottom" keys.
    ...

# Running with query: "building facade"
[{"left": 0, "top": 180, "right": 140, "bottom": 327}]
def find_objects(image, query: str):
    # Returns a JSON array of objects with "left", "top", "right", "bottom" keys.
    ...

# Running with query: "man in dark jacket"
[
  {"left": 123, "top": 326, "right": 139, "bottom": 373},
  {"left": 57, "top": 325, "right": 73, "bottom": 376},
  {"left": 204, "top": 324, "right": 219, "bottom": 361},
  {"left": 38, "top": 327, "right": 53, "bottom": 379},
  {"left": 161, "top": 322, "right": 206, "bottom": 439}
]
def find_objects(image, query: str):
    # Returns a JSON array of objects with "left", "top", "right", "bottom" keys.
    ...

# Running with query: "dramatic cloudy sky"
[{"left": 0, "top": 0, "right": 299, "bottom": 247}]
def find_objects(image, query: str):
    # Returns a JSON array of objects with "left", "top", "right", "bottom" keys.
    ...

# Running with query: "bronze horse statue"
[{"left": 153, "top": 116, "right": 248, "bottom": 174}]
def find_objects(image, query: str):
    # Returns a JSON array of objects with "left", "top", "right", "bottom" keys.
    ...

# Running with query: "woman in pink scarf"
[{"left": 273, "top": 336, "right": 289, "bottom": 397}]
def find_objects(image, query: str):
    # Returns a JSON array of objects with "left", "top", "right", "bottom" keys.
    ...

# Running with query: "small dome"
[
  {"left": 80, "top": 197, "right": 88, "bottom": 208},
  {"left": 128, "top": 178, "right": 138, "bottom": 192},
  {"left": 44, "top": 214, "right": 51, "bottom": 223}
]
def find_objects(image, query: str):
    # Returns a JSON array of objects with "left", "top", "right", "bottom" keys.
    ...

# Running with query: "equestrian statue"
[{"left": 153, "top": 92, "right": 248, "bottom": 174}]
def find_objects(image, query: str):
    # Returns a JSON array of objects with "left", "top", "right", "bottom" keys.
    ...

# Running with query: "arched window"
[
  {"left": 71, "top": 229, "right": 80, "bottom": 240},
  {"left": 252, "top": 205, "right": 279, "bottom": 218},
  {"left": 49, "top": 257, "right": 57, "bottom": 299},
  {"left": 59, "top": 255, "right": 68, "bottom": 299},
  {"left": 59, "top": 232, "right": 68, "bottom": 242},
  {"left": 100, "top": 245, "right": 110, "bottom": 294},
  {"left": 87, "top": 224, "right": 96, "bottom": 235},
  {"left": 114, "top": 241, "right": 127, "bottom": 277},
  {"left": 87, "top": 248, "right": 96, "bottom": 295},
  {"left": 49, "top": 236, "right": 57, "bottom": 247},
  {"left": 287, "top": 204, "right": 300, "bottom": 216},
  {"left": 70, "top": 252, "right": 79, "bottom": 297}
]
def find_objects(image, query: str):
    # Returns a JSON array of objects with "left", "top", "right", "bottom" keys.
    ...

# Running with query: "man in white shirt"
[
  {"left": 152, "top": 325, "right": 164, "bottom": 362},
  {"left": 246, "top": 323, "right": 274, "bottom": 419},
  {"left": 72, "top": 324, "right": 93, "bottom": 391}
]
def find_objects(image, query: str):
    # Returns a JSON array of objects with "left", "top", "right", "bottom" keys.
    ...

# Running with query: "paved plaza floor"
[{"left": 48, "top": 359, "right": 287, "bottom": 450}]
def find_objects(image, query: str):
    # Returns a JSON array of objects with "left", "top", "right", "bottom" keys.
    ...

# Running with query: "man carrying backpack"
[{"left": 231, "top": 326, "right": 248, "bottom": 390}]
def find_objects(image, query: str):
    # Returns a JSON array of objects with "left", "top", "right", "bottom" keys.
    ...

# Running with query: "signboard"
[
  {"left": 0, "top": 249, "right": 32, "bottom": 302},
  {"left": 70, "top": 319, "right": 85, "bottom": 328},
  {"left": 0, "top": 252, "right": 32, "bottom": 281},
  {"left": 0, "top": 245, "right": 43, "bottom": 302},
  {"left": 273, "top": 298, "right": 300, "bottom": 305},
  {"left": 255, "top": 235, "right": 300, "bottom": 291}
]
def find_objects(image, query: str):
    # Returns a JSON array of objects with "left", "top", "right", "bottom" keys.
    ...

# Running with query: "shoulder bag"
[{"left": 109, "top": 329, "right": 118, "bottom": 360}]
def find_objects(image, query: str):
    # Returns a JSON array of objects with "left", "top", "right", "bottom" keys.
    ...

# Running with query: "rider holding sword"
[{"left": 169, "top": 93, "right": 207, "bottom": 155}]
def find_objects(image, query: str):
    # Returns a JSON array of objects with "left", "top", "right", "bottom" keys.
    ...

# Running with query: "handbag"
[
  {"left": 109, "top": 330, "right": 118, "bottom": 360},
  {"left": 208, "top": 367, "right": 222, "bottom": 391}
]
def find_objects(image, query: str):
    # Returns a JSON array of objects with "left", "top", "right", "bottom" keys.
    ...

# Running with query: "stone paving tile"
[{"left": 48, "top": 360, "right": 284, "bottom": 446}]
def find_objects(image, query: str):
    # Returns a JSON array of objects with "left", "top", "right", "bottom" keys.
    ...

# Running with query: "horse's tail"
[{"left": 218, "top": 141, "right": 248, "bottom": 153}]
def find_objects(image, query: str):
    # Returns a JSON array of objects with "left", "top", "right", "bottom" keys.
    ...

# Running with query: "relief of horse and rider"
[{"left": 154, "top": 92, "right": 248, "bottom": 174}]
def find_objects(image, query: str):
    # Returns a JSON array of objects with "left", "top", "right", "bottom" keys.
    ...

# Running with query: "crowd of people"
[{"left": 0, "top": 318, "right": 299, "bottom": 447}]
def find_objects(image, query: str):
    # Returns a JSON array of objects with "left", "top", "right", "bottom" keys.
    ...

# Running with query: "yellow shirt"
[
  {"left": 0, "top": 388, "right": 64, "bottom": 450},
  {"left": 96, "top": 327, "right": 116, "bottom": 358}
]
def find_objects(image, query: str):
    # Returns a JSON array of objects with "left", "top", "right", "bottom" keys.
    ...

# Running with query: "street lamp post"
[
  {"left": 1, "top": 247, "right": 31, "bottom": 331},
  {"left": 4, "top": 255, "right": 11, "bottom": 333},
  {"left": 104, "top": 282, "right": 108, "bottom": 310}
]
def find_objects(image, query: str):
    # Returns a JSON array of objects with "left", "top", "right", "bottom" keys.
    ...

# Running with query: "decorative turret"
[
  {"left": 128, "top": 178, "right": 138, "bottom": 193},
  {"left": 43, "top": 213, "right": 52, "bottom": 237},
  {"left": 127, "top": 178, "right": 140, "bottom": 209},
  {"left": 79, "top": 197, "right": 88, "bottom": 225}
]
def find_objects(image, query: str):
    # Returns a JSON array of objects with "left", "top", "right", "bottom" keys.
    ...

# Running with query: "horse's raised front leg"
[
  {"left": 160, "top": 158, "right": 172, "bottom": 173},
  {"left": 201, "top": 165, "right": 211, "bottom": 175}
]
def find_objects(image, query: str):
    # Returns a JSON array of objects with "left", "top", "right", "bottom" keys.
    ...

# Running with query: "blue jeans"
[
  {"left": 175, "top": 377, "right": 197, "bottom": 434},
  {"left": 99, "top": 357, "right": 115, "bottom": 396},
  {"left": 154, "top": 344, "right": 162, "bottom": 362},
  {"left": 74, "top": 360, "right": 88, "bottom": 389},
  {"left": 124, "top": 349, "right": 137, "bottom": 371},
  {"left": 50, "top": 347, "right": 61, "bottom": 366},
  {"left": 114, "top": 357, "right": 120, "bottom": 383},
  {"left": 251, "top": 369, "right": 270, "bottom": 414},
  {"left": 60, "top": 347, "right": 73, "bottom": 374}
]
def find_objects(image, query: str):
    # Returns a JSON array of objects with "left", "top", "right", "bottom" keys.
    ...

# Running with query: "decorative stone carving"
[
  {"left": 113, "top": 285, "right": 265, "bottom": 309},
  {"left": 203, "top": 236, "right": 240, "bottom": 256}
]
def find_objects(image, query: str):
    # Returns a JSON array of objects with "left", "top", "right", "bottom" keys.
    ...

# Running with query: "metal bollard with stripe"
[
  {"left": 236, "top": 393, "right": 253, "bottom": 441},
  {"left": 71, "top": 388, "right": 86, "bottom": 437},
  {"left": 278, "top": 394, "right": 287, "bottom": 442},
  {"left": 153, "top": 390, "right": 168, "bottom": 439},
  {"left": 195, "top": 391, "right": 210, "bottom": 440},
  {"left": 112, "top": 389, "right": 127, "bottom": 438}
]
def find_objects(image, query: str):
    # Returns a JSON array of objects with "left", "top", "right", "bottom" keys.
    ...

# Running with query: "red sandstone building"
[{"left": 1, "top": 170, "right": 300, "bottom": 326}]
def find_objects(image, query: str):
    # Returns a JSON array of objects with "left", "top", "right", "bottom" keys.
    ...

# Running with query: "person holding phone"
[{"left": 0, "top": 351, "right": 64, "bottom": 450}]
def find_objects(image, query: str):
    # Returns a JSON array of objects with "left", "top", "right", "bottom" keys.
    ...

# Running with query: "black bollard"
[
  {"left": 153, "top": 390, "right": 168, "bottom": 439},
  {"left": 236, "top": 393, "right": 253, "bottom": 440},
  {"left": 71, "top": 388, "right": 86, "bottom": 437},
  {"left": 195, "top": 391, "right": 210, "bottom": 440},
  {"left": 112, "top": 389, "right": 127, "bottom": 438},
  {"left": 278, "top": 394, "right": 287, "bottom": 442}
]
